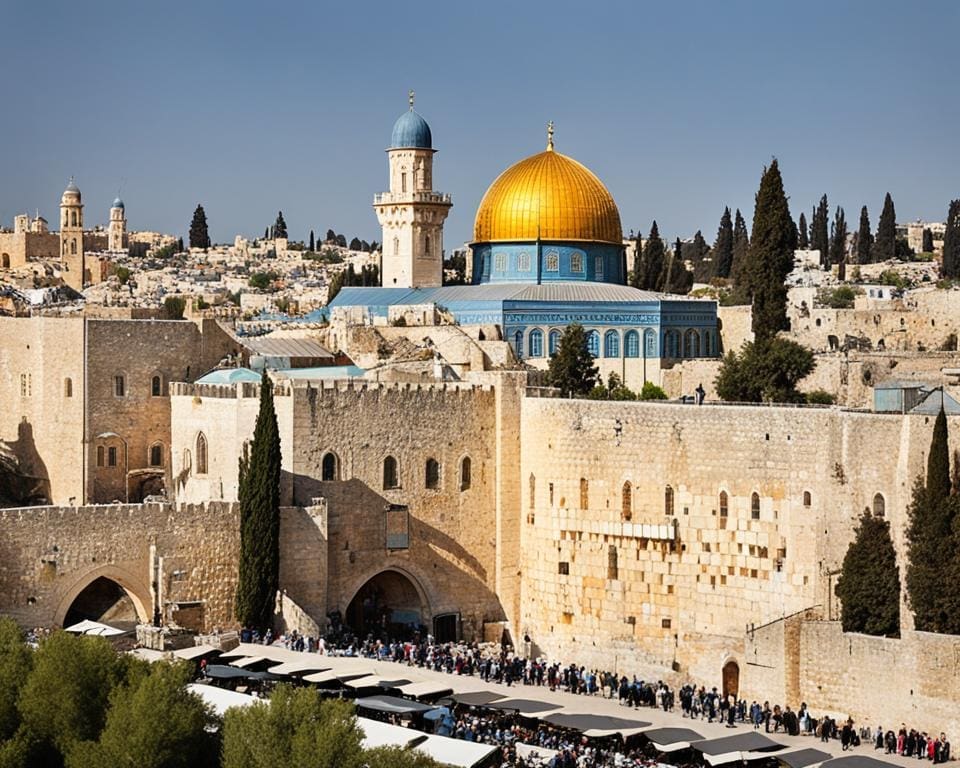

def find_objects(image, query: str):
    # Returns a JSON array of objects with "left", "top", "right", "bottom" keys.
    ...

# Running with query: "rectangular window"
[
  {"left": 107, "top": 447, "right": 117, "bottom": 467},
  {"left": 558, "top": 561, "right": 569, "bottom": 575},
  {"left": 97, "top": 446, "right": 104, "bottom": 467},
  {"left": 114, "top": 375, "right": 125, "bottom": 397},
  {"left": 494, "top": 252, "right": 507, "bottom": 272},
  {"left": 570, "top": 252, "right": 584, "bottom": 273},
  {"left": 20, "top": 373, "right": 31, "bottom": 397},
  {"left": 545, "top": 251, "right": 559, "bottom": 271},
  {"left": 518, "top": 252, "right": 531, "bottom": 272},
  {"left": 595, "top": 255, "right": 604, "bottom": 279}
]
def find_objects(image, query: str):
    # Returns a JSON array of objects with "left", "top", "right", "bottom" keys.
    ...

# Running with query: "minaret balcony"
[{"left": 373, "top": 191, "right": 451, "bottom": 205}]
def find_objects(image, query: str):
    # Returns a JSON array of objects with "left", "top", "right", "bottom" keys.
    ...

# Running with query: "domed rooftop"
[
  {"left": 391, "top": 109, "right": 432, "bottom": 149},
  {"left": 112, "top": 197, "right": 124, "bottom": 209},
  {"left": 473, "top": 129, "right": 622, "bottom": 244},
  {"left": 62, "top": 178, "right": 81, "bottom": 202}
]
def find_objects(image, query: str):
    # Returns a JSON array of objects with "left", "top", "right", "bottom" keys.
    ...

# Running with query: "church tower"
[
  {"left": 373, "top": 92, "right": 452, "bottom": 288},
  {"left": 59, "top": 179, "right": 84, "bottom": 259},
  {"left": 108, "top": 197, "right": 126, "bottom": 252}
]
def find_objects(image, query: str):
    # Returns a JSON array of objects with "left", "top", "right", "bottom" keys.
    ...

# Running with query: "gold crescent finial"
[
  {"left": 408, "top": 89, "right": 415, "bottom": 109},
  {"left": 547, "top": 121, "right": 554, "bottom": 151}
]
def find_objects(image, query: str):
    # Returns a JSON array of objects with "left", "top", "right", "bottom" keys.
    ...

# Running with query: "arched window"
[
  {"left": 528, "top": 329, "right": 544, "bottom": 358},
  {"left": 383, "top": 456, "right": 398, "bottom": 489},
  {"left": 604, "top": 330, "right": 620, "bottom": 358},
  {"left": 518, "top": 252, "right": 531, "bottom": 271},
  {"left": 196, "top": 433, "right": 208, "bottom": 475},
  {"left": 182, "top": 449, "right": 192, "bottom": 473},
  {"left": 684, "top": 329, "right": 701, "bottom": 358},
  {"left": 97, "top": 445, "right": 104, "bottom": 467},
  {"left": 321, "top": 451, "right": 339, "bottom": 481},
  {"left": 570, "top": 252, "right": 584, "bottom": 273},
  {"left": 622, "top": 481, "right": 632, "bottom": 521},
  {"left": 665, "top": 485, "right": 674, "bottom": 516},
  {"left": 64, "top": 377, "right": 73, "bottom": 398},
  {"left": 530, "top": 473, "right": 537, "bottom": 509},
  {"left": 664, "top": 330, "right": 679, "bottom": 358},
  {"left": 624, "top": 330, "right": 640, "bottom": 358},
  {"left": 426, "top": 458, "right": 440, "bottom": 489},
  {"left": 545, "top": 251, "right": 559, "bottom": 271},
  {"left": 459, "top": 456, "right": 471, "bottom": 491},
  {"left": 595, "top": 255, "right": 604, "bottom": 279},
  {"left": 424, "top": 234, "right": 431, "bottom": 256},
  {"left": 608, "top": 545, "right": 618, "bottom": 579},
  {"left": 580, "top": 478, "right": 589, "bottom": 509},
  {"left": 1, "top": 254, "right": 9, "bottom": 268},
  {"left": 393, "top": 236, "right": 399, "bottom": 256},
  {"left": 149, "top": 443, "right": 163, "bottom": 467},
  {"left": 586, "top": 330, "right": 600, "bottom": 358},
  {"left": 548, "top": 330, "right": 561, "bottom": 356},
  {"left": 71, "top": 210, "right": 77, "bottom": 227},
  {"left": 108, "top": 447, "right": 117, "bottom": 467},
  {"left": 751, "top": 492, "right": 761, "bottom": 520},
  {"left": 719, "top": 490, "right": 728, "bottom": 517},
  {"left": 513, "top": 330, "right": 524, "bottom": 359},
  {"left": 71, "top": 238, "right": 77, "bottom": 255},
  {"left": 645, "top": 328, "right": 657, "bottom": 357},
  {"left": 114, "top": 374, "right": 125, "bottom": 397},
  {"left": 803, "top": 491, "right": 812, "bottom": 507},
  {"left": 703, "top": 330, "right": 714, "bottom": 357},
  {"left": 873, "top": 493, "right": 885, "bottom": 517},
  {"left": 401, "top": 172, "right": 407, "bottom": 193},
  {"left": 151, "top": 375, "right": 162, "bottom": 397}
]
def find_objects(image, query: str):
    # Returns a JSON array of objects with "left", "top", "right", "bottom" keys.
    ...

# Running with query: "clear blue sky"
[{"left": 2, "top": 0, "right": 957, "bottom": 248}]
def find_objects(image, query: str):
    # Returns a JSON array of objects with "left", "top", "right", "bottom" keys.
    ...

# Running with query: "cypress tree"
[
  {"left": 713, "top": 207, "right": 734, "bottom": 278},
  {"left": 309, "top": 230, "right": 315, "bottom": 252},
  {"left": 835, "top": 512, "right": 901, "bottom": 636},
  {"left": 810, "top": 195, "right": 829, "bottom": 268},
  {"left": 905, "top": 406, "right": 960, "bottom": 633},
  {"left": 189, "top": 205, "right": 211, "bottom": 250},
  {"left": 856, "top": 206, "right": 872, "bottom": 264},
  {"left": 875, "top": 192, "right": 897, "bottom": 262},
  {"left": 830, "top": 206, "right": 848, "bottom": 267},
  {"left": 235, "top": 371, "right": 282, "bottom": 630},
  {"left": 639, "top": 221, "right": 666, "bottom": 291},
  {"left": 547, "top": 323, "right": 599, "bottom": 397},
  {"left": 747, "top": 159, "right": 797, "bottom": 341},
  {"left": 689, "top": 230, "right": 712, "bottom": 282},
  {"left": 922, "top": 228, "right": 934, "bottom": 254},
  {"left": 942, "top": 200, "right": 960, "bottom": 279},
  {"left": 662, "top": 238, "right": 694, "bottom": 294},
  {"left": 797, "top": 212, "right": 809, "bottom": 250},
  {"left": 729, "top": 209, "right": 750, "bottom": 301},
  {"left": 274, "top": 212, "right": 288, "bottom": 239},
  {"left": 629, "top": 231, "right": 642, "bottom": 288}
]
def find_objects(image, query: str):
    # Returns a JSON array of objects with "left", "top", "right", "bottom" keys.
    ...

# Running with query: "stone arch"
[
  {"left": 343, "top": 565, "right": 433, "bottom": 640},
  {"left": 321, "top": 451, "right": 340, "bottom": 481},
  {"left": 54, "top": 563, "right": 152, "bottom": 627},
  {"left": 722, "top": 657, "right": 740, "bottom": 698},
  {"left": 1, "top": 253, "right": 9, "bottom": 268}
]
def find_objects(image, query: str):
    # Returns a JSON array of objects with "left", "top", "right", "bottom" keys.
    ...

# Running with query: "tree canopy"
[
  {"left": 273, "top": 212, "right": 288, "bottom": 239},
  {"left": 942, "top": 199, "right": 960, "bottom": 279},
  {"left": 713, "top": 207, "right": 734, "bottom": 279},
  {"left": 875, "top": 192, "right": 897, "bottom": 262},
  {"left": 189, "top": 205, "right": 210, "bottom": 250},
  {"left": 635, "top": 221, "right": 666, "bottom": 291},
  {"left": 714, "top": 338, "right": 815, "bottom": 403},
  {"left": 855, "top": 206, "right": 872, "bottom": 264},
  {"left": 835, "top": 512, "right": 901, "bottom": 636},
  {"left": 547, "top": 323, "right": 599, "bottom": 397}
]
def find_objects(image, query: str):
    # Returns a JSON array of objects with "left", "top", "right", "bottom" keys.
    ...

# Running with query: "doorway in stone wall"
[
  {"left": 722, "top": 660, "right": 740, "bottom": 699},
  {"left": 345, "top": 569, "right": 427, "bottom": 642}
]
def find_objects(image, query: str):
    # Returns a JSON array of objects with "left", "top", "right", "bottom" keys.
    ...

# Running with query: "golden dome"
[{"left": 473, "top": 144, "right": 623, "bottom": 244}]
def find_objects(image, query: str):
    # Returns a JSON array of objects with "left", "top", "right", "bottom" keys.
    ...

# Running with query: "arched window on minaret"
[
  {"left": 425, "top": 234, "right": 431, "bottom": 257},
  {"left": 393, "top": 236, "right": 400, "bottom": 256},
  {"left": 71, "top": 239, "right": 77, "bottom": 255}
]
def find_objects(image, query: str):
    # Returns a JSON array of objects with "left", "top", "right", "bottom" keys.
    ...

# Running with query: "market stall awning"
[
  {"left": 692, "top": 732, "right": 786, "bottom": 765},
  {"left": 354, "top": 695, "right": 437, "bottom": 716},
  {"left": 541, "top": 712, "right": 651, "bottom": 735},
  {"left": 484, "top": 698, "right": 562, "bottom": 715},
  {"left": 357, "top": 717, "right": 426, "bottom": 749},
  {"left": 416, "top": 734, "right": 499, "bottom": 768},
  {"left": 173, "top": 644, "right": 221, "bottom": 661},
  {"left": 445, "top": 691, "right": 507, "bottom": 707},
  {"left": 63, "top": 619, "right": 127, "bottom": 636},
  {"left": 230, "top": 656, "right": 268, "bottom": 668},
  {"left": 187, "top": 683, "right": 257, "bottom": 716},
  {"left": 819, "top": 757, "right": 902, "bottom": 768},
  {"left": 267, "top": 660, "right": 331, "bottom": 676},
  {"left": 203, "top": 664, "right": 254, "bottom": 680},
  {"left": 343, "top": 675, "right": 413, "bottom": 690},
  {"left": 397, "top": 680, "right": 455, "bottom": 700},
  {"left": 777, "top": 748, "right": 834, "bottom": 768},
  {"left": 642, "top": 727, "right": 705, "bottom": 751}
]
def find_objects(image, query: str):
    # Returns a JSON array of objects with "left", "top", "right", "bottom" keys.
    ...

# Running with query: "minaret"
[
  {"left": 59, "top": 178, "right": 84, "bottom": 259},
  {"left": 373, "top": 91, "right": 452, "bottom": 288},
  {"left": 108, "top": 197, "right": 126, "bottom": 252}
]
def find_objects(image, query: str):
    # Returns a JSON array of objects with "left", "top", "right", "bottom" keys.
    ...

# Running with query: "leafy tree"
[
  {"left": 855, "top": 206, "right": 872, "bottom": 264},
  {"left": 264, "top": 227, "right": 270, "bottom": 240},
  {"left": 176, "top": 237, "right": 184, "bottom": 254},
  {"left": 714, "top": 338, "right": 814, "bottom": 403},
  {"left": 325, "top": 229, "right": 336, "bottom": 244},
  {"left": 942, "top": 199, "right": 960, "bottom": 279},
  {"left": 797, "top": 212, "right": 809, "bottom": 249},
  {"left": 547, "top": 323, "right": 599, "bottom": 397},
  {"left": 688, "top": 230, "right": 712, "bottom": 282},
  {"left": 163, "top": 296, "right": 186, "bottom": 320},
  {"left": 636, "top": 222, "right": 666, "bottom": 291},
  {"left": 248, "top": 272, "right": 278, "bottom": 291},
  {"left": 629, "top": 231, "right": 643, "bottom": 288},
  {"left": 713, "top": 207, "right": 734, "bottom": 279},
  {"left": 349, "top": 237, "right": 362, "bottom": 251},
  {"left": 588, "top": 372, "right": 637, "bottom": 401},
  {"left": 905, "top": 407, "right": 960, "bottom": 633},
  {"left": 235, "top": 371, "right": 282, "bottom": 629},
  {"left": 444, "top": 252, "right": 467, "bottom": 285},
  {"left": 336, "top": 234, "right": 347, "bottom": 248},
  {"left": 816, "top": 285, "right": 858, "bottom": 309},
  {"left": 0, "top": 618, "right": 31, "bottom": 740},
  {"left": 830, "top": 206, "right": 847, "bottom": 267},
  {"left": 362, "top": 747, "right": 443, "bottom": 767},
  {"left": 66, "top": 662, "right": 218, "bottom": 768},
  {"left": 835, "top": 512, "right": 901, "bottom": 636},
  {"left": 639, "top": 381, "right": 668, "bottom": 400},
  {"left": 189, "top": 205, "right": 210, "bottom": 250},
  {"left": 17, "top": 632, "right": 142, "bottom": 758},
  {"left": 308, "top": 230, "right": 315, "bottom": 252},
  {"left": 661, "top": 240, "right": 694, "bottom": 294},
  {"left": 274, "top": 212, "right": 288, "bottom": 239},
  {"left": 745, "top": 160, "right": 797, "bottom": 341},
  {"left": 922, "top": 227, "right": 934, "bottom": 254},
  {"left": 113, "top": 266, "right": 131, "bottom": 286},
  {"left": 875, "top": 192, "right": 896, "bottom": 262},
  {"left": 728, "top": 209, "right": 750, "bottom": 301},
  {"left": 805, "top": 389, "right": 835, "bottom": 405},
  {"left": 810, "top": 195, "right": 829, "bottom": 268},
  {"left": 222, "top": 688, "right": 364, "bottom": 768}
]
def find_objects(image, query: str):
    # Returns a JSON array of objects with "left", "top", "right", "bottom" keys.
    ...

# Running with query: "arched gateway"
[
  {"left": 55, "top": 565, "right": 152, "bottom": 629},
  {"left": 345, "top": 568, "right": 431, "bottom": 641}
]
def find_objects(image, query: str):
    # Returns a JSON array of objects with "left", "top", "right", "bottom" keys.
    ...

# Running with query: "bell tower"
[
  {"left": 59, "top": 178, "right": 83, "bottom": 259},
  {"left": 108, "top": 197, "right": 127, "bottom": 252},
  {"left": 373, "top": 92, "right": 452, "bottom": 288}
]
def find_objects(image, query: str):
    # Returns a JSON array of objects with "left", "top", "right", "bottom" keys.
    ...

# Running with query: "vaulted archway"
[
  {"left": 344, "top": 568, "right": 430, "bottom": 641},
  {"left": 55, "top": 565, "right": 152, "bottom": 629}
]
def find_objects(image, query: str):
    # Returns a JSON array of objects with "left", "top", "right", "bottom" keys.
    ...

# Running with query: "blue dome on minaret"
[
  {"left": 390, "top": 91, "right": 432, "bottom": 149},
  {"left": 112, "top": 197, "right": 124, "bottom": 209}
]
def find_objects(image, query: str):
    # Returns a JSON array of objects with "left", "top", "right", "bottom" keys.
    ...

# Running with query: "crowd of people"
[{"left": 236, "top": 625, "right": 951, "bottom": 767}]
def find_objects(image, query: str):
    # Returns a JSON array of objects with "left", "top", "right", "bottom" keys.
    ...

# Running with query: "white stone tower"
[
  {"left": 108, "top": 197, "right": 127, "bottom": 252},
  {"left": 373, "top": 92, "right": 452, "bottom": 288},
  {"left": 59, "top": 178, "right": 84, "bottom": 258}
]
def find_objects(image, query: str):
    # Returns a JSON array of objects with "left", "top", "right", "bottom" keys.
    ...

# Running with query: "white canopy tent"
[
  {"left": 186, "top": 683, "right": 258, "bottom": 716},
  {"left": 63, "top": 619, "right": 126, "bottom": 636},
  {"left": 415, "top": 734, "right": 498, "bottom": 767}
]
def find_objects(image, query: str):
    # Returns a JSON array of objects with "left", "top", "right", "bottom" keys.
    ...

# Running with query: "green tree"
[
  {"left": 835, "top": 512, "right": 901, "bottom": 636},
  {"left": 274, "top": 212, "right": 288, "bottom": 239},
  {"left": 797, "top": 211, "right": 809, "bottom": 250},
  {"left": 188, "top": 205, "right": 210, "bottom": 250},
  {"left": 639, "top": 381, "right": 668, "bottom": 400},
  {"left": 746, "top": 160, "right": 797, "bottom": 341},
  {"left": 905, "top": 407, "right": 960, "bottom": 633},
  {"left": 163, "top": 296, "right": 186, "bottom": 320},
  {"left": 0, "top": 618, "right": 31, "bottom": 741},
  {"left": 713, "top": 207, "right": 734, "bottom": 278},
  {"left": 714, "top": 338, "right": 815, "bottom": 403},
  {"left": 875, "top": 192, "right": 896, "bottom": 262},
  {"left": 547, "top": 323, "right": 598, "bottom": 397},
  {"left": 922, "top": 227, "right": 934, "bottom": 254},
  {"left": 17, "top": 632, "right": 142, "bottom": 759},
  {"left": 113, "top": 266, "right": 131, "bottom": 285},
  {"left": 688, "top": 230, "right": 712, "bottom": 282},
  {"left": 248, "top": 272, "right": 277, "bottom": 291},
  {"left": 810, "top": 195, "right": 829, "bottom": 268},
  {"left": 942, "top": 199, "right": 960, "bottom": 279},
  {"left": 855, "top": 206, "right": 872, "bottom": 264},
  {"left": 728, "top": 209, "right": 750, "bottom": 301},
  {"left": 661, "top": 239, "right": 694, "bottom": 294},
  {"left": 361, "top": 747, "right": 443, "bottom": 767},
  {"left": 349, "top": 237, "right": 362, "bottom": 251},
  {"left": 222, "top": 688, "right": 364, "bottom": 768},
  {"left": 66, "top": 662, "right": 218, "bottom": 768},
  {"left": 235, "top": 371, "right": 282, "bottom": 629},
  {"left": 637, "top": 221, "right": 666, "bottom": 291},
  {"left": 308, "top": 230, "right": 315, "bottom": 252},
  {"left": 830, "top": 206, "right": 847, "bottom": 267},
  {"left": 629, "top": 231, "right": 643, "bottom": 288}
]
